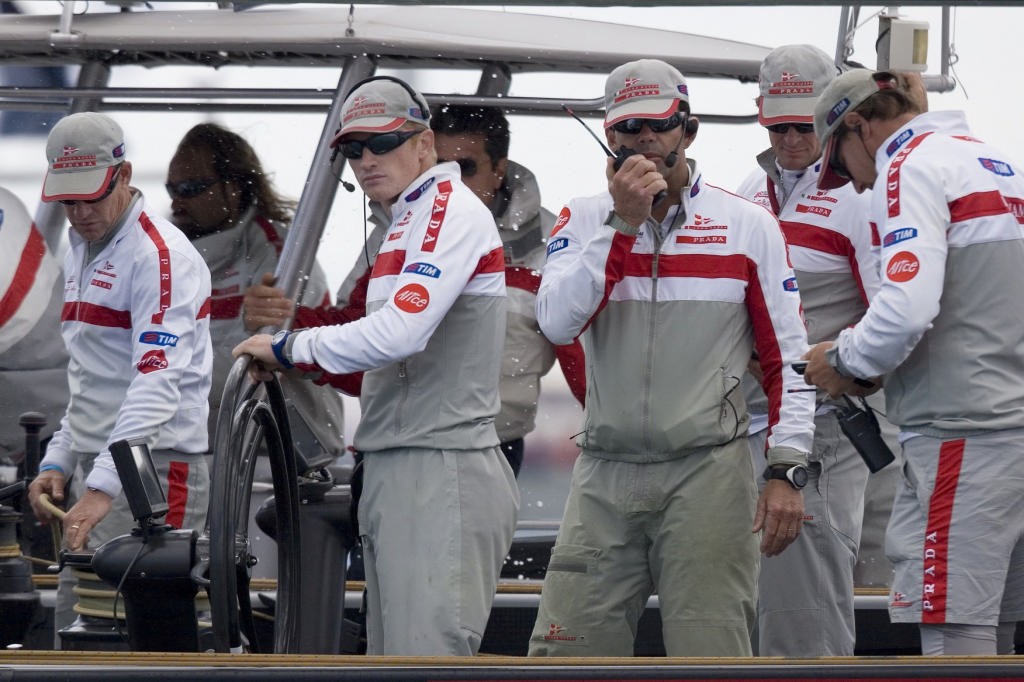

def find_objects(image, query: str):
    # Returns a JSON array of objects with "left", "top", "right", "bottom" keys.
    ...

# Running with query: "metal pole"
[{"left": 272, "top": 55, "right": 376, "bottom": 317}]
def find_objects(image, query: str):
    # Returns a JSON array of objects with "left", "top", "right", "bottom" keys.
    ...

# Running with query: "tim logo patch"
[
  {"left": 139, "top": 331, "right": 179, "bottom": 347},
  {"left": 547, "top": 237, "right": 569, "bottom": 256},
  {"left": 883, "top": 227, "right": 918, "bottom": 247},
  {"left": 137, "top": 349, "right": 169, "bottom": 374},
  {"left": 783, "top": 277, "right": 799, "bottom": 292},
  {"left": 394, "top": 283, "right": 430, "bottom": 313},
  {"left": 403, "top": 262, "right": 441, "bottom": 278},
  {"left": 979, "top": 158, "right": 1014, "bottom": 176},
  {"left": 886, "top": 251, "right": 920, "bottom": 282}
]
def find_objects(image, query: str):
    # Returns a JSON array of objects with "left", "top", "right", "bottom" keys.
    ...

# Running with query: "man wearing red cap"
[
  {"left": 803, "top": 69, "right": 1024, "bottom": 655},
  {"left": 27, "top": 112, "right": 213, "bottom": 637},
  {"left": 527, "top": 59, "right": 814, "bottom": 657},
  {"left": 234, "top": 77, "right": 517, "bottom": 656}
]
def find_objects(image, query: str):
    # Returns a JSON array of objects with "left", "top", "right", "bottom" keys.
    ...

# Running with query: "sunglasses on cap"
[
  {"left": 610, "top": 112, "right": 685, "bottom": 135},
  {"left": 165, "top": 178, "right": 220, "bottom": 200},
  {"left": 59, "top": 164, "right": 123, "bottom": 206},
  {"left": 766, "top": 122, "right": 816, "bottom": 135},
  {"left": 438, "top": 157, "right": 479, "bottom": 178},
  {"left": 337, "top": 129, "right": 423, "bottom": 160}
]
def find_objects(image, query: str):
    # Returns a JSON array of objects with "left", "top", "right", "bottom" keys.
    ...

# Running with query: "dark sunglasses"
[
  {"left": 610, "top": 112, "right": 685, "bottom": 135},
  {"left": 439, "top": 157, "right": 479, "bottom": 178},
  {"left": 59, "top": 164, "right": 122, "bottom": 206},
  {"left": 165, "top": 178, "right": 220, "bottom": 200},
  {"left": 828, "top": 127, "right": 856, "bottom": 181},
  {"left": 338, "top": 129, "right": 423, "bottom": 160},
  {"left": 766, "top": 122, "right": 816, "bottom": 135}
]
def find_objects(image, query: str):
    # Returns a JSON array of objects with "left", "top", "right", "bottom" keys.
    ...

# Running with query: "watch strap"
[{"left": 271, "top": 331, "right": 294, "bottom": 369}]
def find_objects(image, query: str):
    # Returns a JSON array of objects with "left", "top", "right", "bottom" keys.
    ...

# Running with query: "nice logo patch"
[
  {"left": 394, "top": 283, "right": 430, "bottom": 313},
  {"left": 886, "top": 251, "right": 920, "bottom": 282},
  {"left": 137, "top": 349, "right": 169, "bottom": 374}
]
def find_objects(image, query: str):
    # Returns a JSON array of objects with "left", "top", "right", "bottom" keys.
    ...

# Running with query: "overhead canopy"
[{"left": 0, "top": 5, "right": 770, "bottom": 80}]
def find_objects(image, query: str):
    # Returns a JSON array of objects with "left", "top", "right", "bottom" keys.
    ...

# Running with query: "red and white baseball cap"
[
  {"left": 604, "top": 59, "right": 689, "bottom": 129},
  {"left": 758, "top": 44, "right": 838, "bottom": 126},
  {"left": 331, "top": 77, "right": 431, "bottom": 147},
  {"left": 42, "top": 112, "right": 126, "bottom": 202}
]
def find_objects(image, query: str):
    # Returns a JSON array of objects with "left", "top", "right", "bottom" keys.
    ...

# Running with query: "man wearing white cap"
[
  {"left": 234, "top": 76, "right": 518, "bottom": 656},
  {"left": 736, "top": 44, "right": 900, "bottom": 657},
  {"left": 527, "top": 59, "right": 813, "bottom": 657},
  {"left": 27, "top": 112, "right": 212, "bottom": 558},
  {"left": 802, "top": 69, "right": 1024, "bottom": 656}
]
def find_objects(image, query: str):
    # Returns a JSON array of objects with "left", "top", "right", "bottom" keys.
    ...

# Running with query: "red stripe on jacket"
[
  {"left": 140, "top": 213, "right": 173, "bottom": 325},
  {"left": 62, "top": 301, "right": 132, "bottom": 328}
]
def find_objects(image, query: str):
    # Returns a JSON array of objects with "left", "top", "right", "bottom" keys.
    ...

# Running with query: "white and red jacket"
[
  {"left": 833, "top": 110, "right": 1024, "bottom": 435},
  {"left": 289, "top": 162, "right": 507, "bottom": 453},
  {"left": 40, "top": 192, "right": 213, "bottom": 496},
  {"left": 537, "top": 161, "right": 814, "bottom": 467},
  {"left": 295, "top": 161, "right": 586, "bottom": 440},
  {"left": 0, "top": 187, "right": 69, "bottom": 456},
  {"left": 737, "top": 153, "right": 877, "bottom": 428}
]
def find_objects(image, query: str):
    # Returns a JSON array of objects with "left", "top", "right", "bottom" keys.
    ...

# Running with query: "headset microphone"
[
  {"left": 664, "top": 151, "right": 678, "bottom": 168},
  {"left": 340, "top": 178, "right": 356, "bottom": 193}
]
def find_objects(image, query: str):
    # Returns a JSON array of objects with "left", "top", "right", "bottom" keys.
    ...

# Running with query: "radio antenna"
[{"left": 562, "top": 104, "right": 614, "bottom": 159}]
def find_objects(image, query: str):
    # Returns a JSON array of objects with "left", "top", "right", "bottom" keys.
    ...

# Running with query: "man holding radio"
[
  {"left": 802, "top": 68, "right": 1024, "bottom": 656},
  {"left": 527, "top": 59, "right": 814, "bottom": 657}
]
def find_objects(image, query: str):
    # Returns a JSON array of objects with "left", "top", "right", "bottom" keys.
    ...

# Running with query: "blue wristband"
[{"left": 38, "top": 463, "right": 64, "bottom": 474}]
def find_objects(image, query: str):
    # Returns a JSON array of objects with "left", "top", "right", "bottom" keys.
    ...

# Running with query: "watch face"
[
  {"left": 272, "top": 330, "right": 287, "bottom": 345},
  {"left": 789, "top": 466, "right": 808, "bottom": 488}
]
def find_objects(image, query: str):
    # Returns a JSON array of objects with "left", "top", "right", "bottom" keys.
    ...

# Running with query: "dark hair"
[
  {"left": 176, "top": 123, "right": 296, "bottom": 223},
  {"left": 429, "top": 105, "right": 510, "bottom": 164}
]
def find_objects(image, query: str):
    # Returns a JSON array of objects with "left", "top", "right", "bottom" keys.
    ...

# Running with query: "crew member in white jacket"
[
  {"left": 28, "top": 112, "right": 212, "bottom": 556},
  {"left": 527, "top": 59, "right": 814, "bottom": 658},
  {"left": 804, "top": 69, "right": 1024, "bottom": 656},
  {"left": 234, "top": 77, "right": 518, "bottom": 656}
]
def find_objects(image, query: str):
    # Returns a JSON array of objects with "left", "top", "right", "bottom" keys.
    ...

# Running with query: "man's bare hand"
[
  {"left": 28, "top": 469, "right": 66, "bottom": 523},
  {"left": 243, "top": 272, "right": 294, "bottom": 331},
  {"left": 62, "top": 488, "right": 114, "bottom": 552},
  {"left": 606, "top": 153, "right": 666, "bottom": 227},
  {"left": 752, "top": 480, "right": 804, "bottom": 557}
]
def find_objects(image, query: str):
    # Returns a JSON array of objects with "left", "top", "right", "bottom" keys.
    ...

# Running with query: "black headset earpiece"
[
  {"left": 684, "top": 117, "right": 699, "bottom": 136},
  {"left": 345, "top": 75, "right": 431, "bottom": 122}
]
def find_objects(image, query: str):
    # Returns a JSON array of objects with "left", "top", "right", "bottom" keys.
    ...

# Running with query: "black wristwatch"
[
  {"left": 270, "top": 330, "right": 294, "bottom": 369},
  {"left": 763, "top": 464, "right": 808, "bottom": 490}
]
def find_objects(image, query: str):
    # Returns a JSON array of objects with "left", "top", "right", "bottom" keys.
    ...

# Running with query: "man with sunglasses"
[
  {"left": 802, "top": 69, "right": 1024, "bottom": 656},
  {"left": 164, "top": 124, "right": 344, "bottom": 461},
  {"left": 735, "top": 44, "right": 899, "bottom": 657},
  {"left": 527, "top": 59, "right": 813, "bottom": 657},
  {"left": 26, "top": 112, "right": 213, "bottom": 638},
  {"left": 234, "top": 77, "right": 517, "bottom": 656},
  {"left": 244, "top": 105, "right": 585, "bottom": 478}
]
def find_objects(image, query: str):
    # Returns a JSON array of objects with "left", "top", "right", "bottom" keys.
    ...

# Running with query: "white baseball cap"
[
  {"left": 331, "top": 77, "right": 431, "bottom": 147},
  {"left": 604, "top": 59, "right": 689, "bottom": 129},
  {"left": 758, "top": 44, "right": 839, "bottom": 126},
  {"left": 42, "top": 112, "right": 126, "bottom": 202}
]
